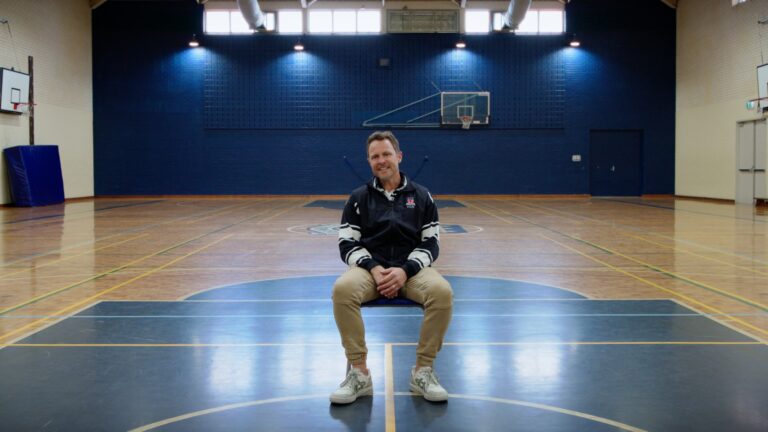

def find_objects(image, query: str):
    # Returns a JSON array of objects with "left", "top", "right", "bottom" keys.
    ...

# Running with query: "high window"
[
  {"left": 204, "top": 10, "right": 276, "bottom": 34},
  {"left": 465, "top": 10, "right": 491, "bottom": 33},
  {"left": 308, "top": 9, "right": 381, "bottom": 34},
  {"left": 278, "top": 10, "right": 303, "bottom": 34},
  {"left": 490, "top": 8, "right": 565, "bottom": 33}
]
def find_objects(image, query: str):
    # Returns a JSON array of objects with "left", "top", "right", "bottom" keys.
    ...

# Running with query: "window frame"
[
  {"left": 491, "top": 8, "right": 564, "bottom": 34},
  {"left": 464, "top": 9, "right": 491, "bottom": 34},
  {"left": 278, "top": 9, "right": 304, "bottom": 34},
  {"left": 204, "top": 10, "right": 277, "bottom": 34},
  {"left": 307, "top": 9, "right": 382, "bottom": 35}
]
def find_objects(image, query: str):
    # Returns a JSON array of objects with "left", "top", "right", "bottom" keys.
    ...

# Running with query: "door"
[
  {"left": 589, "top": 130, "right": 643, "bottom": 196},
  {"left": 736, "top": 119, "right": 767, "bottom": 204}
]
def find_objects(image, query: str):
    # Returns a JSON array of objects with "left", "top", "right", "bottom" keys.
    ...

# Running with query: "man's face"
[{"left": 367, "top": 139, "right": 402, "bottom": 183}]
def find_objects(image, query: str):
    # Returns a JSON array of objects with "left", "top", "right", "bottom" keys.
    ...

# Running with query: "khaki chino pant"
[{"left": 332, "top": 266, "right": 453, "bottom": 367}]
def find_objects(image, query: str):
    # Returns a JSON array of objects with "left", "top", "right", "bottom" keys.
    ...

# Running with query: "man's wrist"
[
  {"left": 401, "top": 262, "right": 419, "bottom": 279},
  {"left": 361, "top": 259, "right": 381, "bottom": 272}
]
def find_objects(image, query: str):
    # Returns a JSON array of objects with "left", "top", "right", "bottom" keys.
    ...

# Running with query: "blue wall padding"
[
  {"left": 93, "top": 0, "right": 675, "bottom": 195},
  {"left": 3, "top": 145, "right": 65, "bottom": 206}
]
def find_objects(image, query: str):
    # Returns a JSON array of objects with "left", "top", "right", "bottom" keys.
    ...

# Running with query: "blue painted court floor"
[{"left": 1, "top": 276, "right": 766, "bottom": 431}]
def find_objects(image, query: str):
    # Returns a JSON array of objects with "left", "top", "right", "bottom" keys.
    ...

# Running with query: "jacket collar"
[{"left": 370, "top": 172, "right": 412, "bottom": 194}]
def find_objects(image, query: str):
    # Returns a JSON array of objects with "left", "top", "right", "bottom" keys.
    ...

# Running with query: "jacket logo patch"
[{"left": 405, "top": 196, "right": 416, "bottom": 209}]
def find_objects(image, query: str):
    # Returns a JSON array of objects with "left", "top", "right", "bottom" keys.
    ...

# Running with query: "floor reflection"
[{"left": 329, "top": 396, "right": 373, "bottom": 431}]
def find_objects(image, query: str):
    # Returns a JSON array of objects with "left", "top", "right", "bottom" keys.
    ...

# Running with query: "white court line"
[
  {"left": 394, "top": 392, "right": 647, "bottom": 432},
  {"left": 1, "top": 313, "right": 766, "bottom": 319},
  {"left": 127, "top": 393, "right": 647, "bottom": 432},
  {"left": 178, "top": 274, "right": 592, "bottom": 300},
  {"left": 0, "top": 301, "right": 100, "bottom": 351},
  {"left": 668, "top": 298, "right": 768, "bottom": 345},
  {"left": 112, "top": 298, "right": 677, "bottom": 303}
]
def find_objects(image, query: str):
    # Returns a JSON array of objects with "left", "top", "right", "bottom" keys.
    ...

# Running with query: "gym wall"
[
  {"left": 0, "top": 0, "right": 93, "bottom": 205},
  {"left": 93, "top": 0, "right": 674, "bottom": 195}
]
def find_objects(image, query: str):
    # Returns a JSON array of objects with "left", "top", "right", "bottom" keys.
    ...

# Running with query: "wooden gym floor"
[{"left": 0, "top": 196, "right": 766, "bottom": 431}]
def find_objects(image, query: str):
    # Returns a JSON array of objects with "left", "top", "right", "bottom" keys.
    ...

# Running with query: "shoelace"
[
  {"left": 339, "top": 370, "right": 363, "bottom": 387},
  {"left": 417, "top": 368, "right": 439, "bottom": 387}
]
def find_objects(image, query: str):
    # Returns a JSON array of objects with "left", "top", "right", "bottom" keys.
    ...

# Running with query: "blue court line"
[
  {"left": 2, "top": 200, "right": 165, "bottom": 225},
  {"left": 1, "top": 313, "right": 766, "bottom": 319},
  {"left": 600, "top": 198, "right": 768, "bottom": 223}
]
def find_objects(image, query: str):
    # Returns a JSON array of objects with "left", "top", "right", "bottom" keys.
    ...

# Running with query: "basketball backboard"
[
  {"left": 440, "top": 91, "right": 490, "bottom": 127},
  {"left": 757, "top": 64, "right": 768, "bottom": 113},
  {"left": 0, "top": 68, "right": 30, "bottom": 114}
]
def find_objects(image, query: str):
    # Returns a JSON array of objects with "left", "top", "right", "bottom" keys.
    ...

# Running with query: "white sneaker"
[
  {"left": 410, "top": 366, "right": 448, "bottom": 402},
  {"left": 329, "top": 367, "right": 373, "bottom": 404}
]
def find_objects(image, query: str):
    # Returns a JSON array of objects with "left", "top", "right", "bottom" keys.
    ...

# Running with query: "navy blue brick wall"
[{"left": 93, "top": 0, "right": 674, "bottom": 195}]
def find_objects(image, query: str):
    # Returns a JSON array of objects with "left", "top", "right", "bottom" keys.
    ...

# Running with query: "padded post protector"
[{"left": 3, "top": 145, "right": 65, "bottom": 206}]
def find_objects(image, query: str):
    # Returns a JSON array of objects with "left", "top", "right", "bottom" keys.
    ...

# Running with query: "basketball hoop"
[
  {"left": 747, "top": 96, "right": 768, "bottom": 114},
  {"left": 11, "top": 102, "right": 32, "bottom": 112},
  {"left": 460, "top": 115, "right": 473, "bottom": 130}
]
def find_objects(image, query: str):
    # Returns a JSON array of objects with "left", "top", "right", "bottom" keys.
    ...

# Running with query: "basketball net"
[
  {"left": 460, "top": 115, "right": 472, "bottom": 130},
  {"left": 11, "top": 102, "right": 31, "bottom": 113}
]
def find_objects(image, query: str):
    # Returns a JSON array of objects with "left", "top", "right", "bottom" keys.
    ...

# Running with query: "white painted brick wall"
[{"left": 0, "top": 0, "right": 93, "bottom": 204}]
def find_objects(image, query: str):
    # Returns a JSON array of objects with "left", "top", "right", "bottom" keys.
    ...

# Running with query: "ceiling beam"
[
  {"left": 660, "top": 0, "right": 677, "bottom": 8},
  {"left": 90, "top": 0, "right": 107, "bottom": 9}
]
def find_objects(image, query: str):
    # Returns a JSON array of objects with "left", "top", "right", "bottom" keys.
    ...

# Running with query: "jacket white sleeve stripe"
[
  {"left": 420, "top": 223, "right": 440, "bottom": 242},
  {"left": 338, "top": 224, "right": 362, "bottom": 242},
  {"left": 407, "top": 249, "right": 432, "bottom": 269},
  {"left": 346, "top": 246, "right": 373, "bottom": 266}
]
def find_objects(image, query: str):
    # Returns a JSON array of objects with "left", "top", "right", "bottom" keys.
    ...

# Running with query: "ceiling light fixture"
[{"left": 189, "top": 34, "right": 200, "bottom": 48}]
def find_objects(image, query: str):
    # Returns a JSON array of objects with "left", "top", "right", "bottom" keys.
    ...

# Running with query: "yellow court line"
[
  {"left": 252, "top": 199, "right": 306, "bottom": 225},
  {"left": 539, "top": 234, "right": 768, "bottom": 339},
  {"left": 180, "top": 200, "right": 267, "bottom": 225},
  {"left": 0, "top": 199, "right": 308, "bottom": 340},
  {"left": 136, "top": 265, "right": 623, "bottom": 275},
  {"left": 0, "top": 200, "right": 249, "bottom": 269},
  {"left": 508, "top": 200, "right": 768, "bottom": 274},
  {"left": 666, "top": 298, "right": 768, "bottom": 345},
  {"left": 564, "top": 236, "right": 768, "bottom": 311},
  {"left": 626, "top": 233, "right": 768, "bottom": 277},
  {"left": 467, "top": 201, "right": 768, "bottom": 313},
  {"left": 2, "top": 341, "right": 763, "bottom": 348},
  {"left": 0, "top": 199, "right": 298, "bottom": 315},
  {"left": 0, "top": 234, "right": 149, "bottom": 281},
  {"left": 0, "top": 234, "right": 233, "bottom": 343},
  {"left": 523, "top": 202, "right": 768, "bottom": 307},
  {"left": 385, "top": 344, "right": 396, "bottom": 432},
  {"left": 461, "top": 201, "right": 768, "bottom": 338},
  {"left": 129, "top": 393, "right": 646, "bottom": 432},
  {"left": 0, "top": 231, "right": 229, "bottom": 316}
]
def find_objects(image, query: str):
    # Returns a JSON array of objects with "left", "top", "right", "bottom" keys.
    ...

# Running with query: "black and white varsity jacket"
[{"left": 338, "top": 174, "right": 440, "bottom": 278}]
